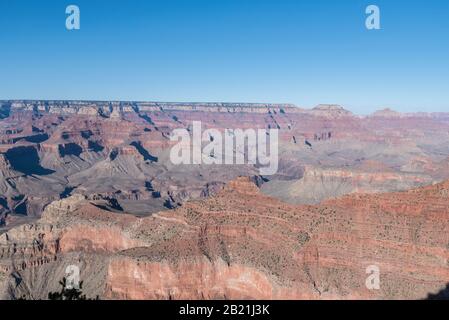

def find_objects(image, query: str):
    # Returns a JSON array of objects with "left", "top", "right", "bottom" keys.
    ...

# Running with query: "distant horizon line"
[{"left": 1, "top": 99, "right": 448, "bottom": 116}]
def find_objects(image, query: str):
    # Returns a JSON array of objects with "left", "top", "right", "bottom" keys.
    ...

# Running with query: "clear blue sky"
[{"left": 0, "top": 0, "right": 448, "bottom": 114}]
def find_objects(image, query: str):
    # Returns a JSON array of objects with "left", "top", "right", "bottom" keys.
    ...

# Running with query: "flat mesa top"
[{"left": 0, "top": 100, "right": 297, "bottom": 108}]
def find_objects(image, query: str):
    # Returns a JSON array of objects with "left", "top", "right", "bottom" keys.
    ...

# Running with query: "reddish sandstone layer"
[{"left": 1, "top": 177, "right": 448, "bottom": 299}]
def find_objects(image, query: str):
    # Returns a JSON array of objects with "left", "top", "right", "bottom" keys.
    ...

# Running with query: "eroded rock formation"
[
  {"left": 1, "top": 100, "right": 449, "bottom": 300},
  {"left": 0, "top": 177, "right": 448, "bottom": 300},
  {"left": 1, "top": 100, "right": 448, "bottom": 227}
]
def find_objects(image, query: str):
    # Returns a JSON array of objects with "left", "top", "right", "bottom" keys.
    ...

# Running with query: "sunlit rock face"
[{"left": 1, "top": 177, "right": 449, "bottom": 300}]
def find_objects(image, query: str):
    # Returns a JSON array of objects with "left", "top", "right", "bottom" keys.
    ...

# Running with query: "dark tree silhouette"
[
  {"left": 48, "top": 277, "right": 99, "bottom": 300},
  {"left": 426, "top": 283, "right": 449, "bottom": 300}
]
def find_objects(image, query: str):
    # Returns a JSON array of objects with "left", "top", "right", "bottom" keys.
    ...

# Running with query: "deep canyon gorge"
[{"left": 0, "top": 100, "right": 449, "bottom": 299}]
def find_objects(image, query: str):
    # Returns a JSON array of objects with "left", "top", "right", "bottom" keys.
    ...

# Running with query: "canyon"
[
  {"left": 1, "top": 176, "right": 449, "bottom": 299},
  {"left": 0, "top": 100, "right": 448, "bottom": 299}
]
